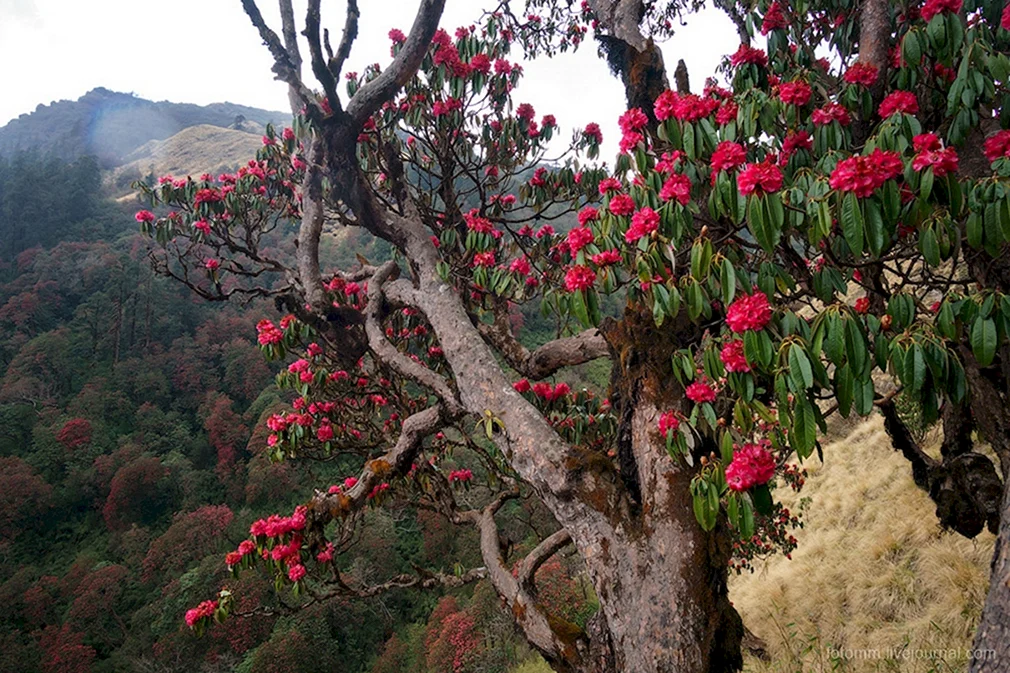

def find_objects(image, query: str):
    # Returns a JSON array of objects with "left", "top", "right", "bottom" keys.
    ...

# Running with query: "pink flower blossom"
[
  {"left": 725, "top": 292, "right": 772, "bottom": 333},
  {"left": 725, "top": 442, "right": 776, "bottom": 492}
]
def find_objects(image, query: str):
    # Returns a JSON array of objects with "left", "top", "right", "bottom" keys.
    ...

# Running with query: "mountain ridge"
[{"left": 0, "top": 87, "right": 290, "bottom": 167}]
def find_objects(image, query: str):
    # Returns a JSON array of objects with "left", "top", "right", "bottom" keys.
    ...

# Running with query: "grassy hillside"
[
  {"left": 107, "top": 124, "right": 266, "bottom": 194},
  {"left": 732, "top": 417, "right": 993, "bottom": 672}
]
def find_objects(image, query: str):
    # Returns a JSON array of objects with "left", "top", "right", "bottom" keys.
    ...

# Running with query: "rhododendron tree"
[{"left": 136, "top": 0, "right": 1010, "bottom": 671}]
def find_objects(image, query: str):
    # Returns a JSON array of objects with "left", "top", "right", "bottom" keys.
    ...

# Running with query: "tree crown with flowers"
[{"left": 136, "top": 0, "right": 1010, "bottom": 671}]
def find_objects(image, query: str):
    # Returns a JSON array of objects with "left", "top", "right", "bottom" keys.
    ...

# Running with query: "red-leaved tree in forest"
[{"left": 137, "top": 0, "right": 1010, "bottom": 671}]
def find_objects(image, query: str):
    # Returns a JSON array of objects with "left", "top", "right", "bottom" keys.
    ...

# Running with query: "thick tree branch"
[
  {"left": 297, "top": 136, "right": 328, "bottom": 310},
  {"left": 329, "top": 0, "right": 359, "bottom": 82},
  {"left": 278, "top": 0, "right": 303, "bottom": 112},
  {"left": 240, "top": 0, "right": 316, "bottom": 114},
  {"left": 304, "top": 0, "right": 340, "bottom": 112},
  {"left": 345, "top": 0, "right": 447, "bottom": 127}
]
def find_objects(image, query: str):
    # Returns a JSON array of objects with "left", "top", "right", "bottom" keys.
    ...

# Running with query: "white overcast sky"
[{"left": 0, "top": 0, "right": 740, "bottom": 157}]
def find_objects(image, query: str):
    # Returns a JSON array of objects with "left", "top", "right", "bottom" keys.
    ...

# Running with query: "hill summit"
[{"left": 0, "top": 87, "right": 289, "bottom": 167}]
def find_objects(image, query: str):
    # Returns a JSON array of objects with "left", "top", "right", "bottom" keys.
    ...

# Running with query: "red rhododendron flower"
[
  {"left": 984, "top": 130, "right": 1010, "bottom": 163},
  {"left": 472, "top": 251, "right": 496, "bottom": 268},
  {"left": 1003, "top": 4, "right": 1010, "bottom": 31},
  {"left": 205, "top": 258, "right": 220, "bottom": 271},
  {"left": 730, "top": 44, "right": 768, "bottom": 67},
  {"left": 781, "top": 131, "right": 812, "bottom": 162},
  {"left": 778, "top": 80, "right": 812, "bottom": 106},
  {"left": 761, "top": 1, "right": 787, "bottom": 34},
  {"left": 567, "top": 226, "right": 595, "bottom": 255},
  {"left": 464, "top": 208, "right": 495, "bottom": 234},
  {"left": 715, "top": 101, "right": 739, "bottom": 126},
  {"left": 829, "top": 149, "right": 904, "bottom": 197},
  {"left": 658, "top": 411, "right": 680, "bottom": 436},
  {"left": 854, "top": 297, "right": 870, "bottom": 314},
  {"left": 811, "top": 102, "right": 851, "bottom": 126},
  {"left": 578, "top": 206, "right": 598, "bottom": 226},
  {"left": 185, "top": 600, "right": 218, "bottom": 627},
  {"left": 912, "top": 146, "right": 958, "bottom": 177},
  {"left": 654, "top": 90, "right": 679, "bottom": 121},
  {"left": 509, "top": 257, "right": 531, "bottom": 276},
  {"left": 921, "top": 0, "right": 962, "bottom": 22},
  {"left": 726, "top": 292, "right": 772, "bottom": 332},
  {"left": 583, "top": 123, "right": 603, "bottom": 144},
  {"left": 720, "top": 340, "right": 751, "bottom": 373},
  {"left": 609, "top": 193, "right": 636, "bottom": 216},
  {"left": 737, "top": 161, "right": 783, "bottom": 196},
  {"left": 843, "top": 62, "right": 879, "bottom": 87},
  {"left": 655, "top": 92, "right": 720, "bottom": 122},
  {"left": 288, "top": 564, "right": 306, "bottom": 582},
  {"left": 660, "top": 173, "right": 692, "bottom": 205},
  {"left": 878, "top": 91, "right": 918, "bottom": 117},
  {"left": 135, "top": 210, "right": 155, "bottom": 223},
  {"left": 598, "top": 177, "right": 622, "bottom": 194},
  {"left": 618, "top": 107, "right": 649, "bottom": 134},
  {"left": 564, "top": 265, "right": 597, "bottom": 291},
  {"left": 711, "top": 141, "right": 747, "bottom": 172},
  {"left": 389, "top": 28, "right": 406, "bottom": 43},
  {"left": 725, "top": 442, "right": 776, "bottom": 492},
  {"left": 685, "top": 380, "right": 717, "bottom": 404},
  {"left": 913, "top": 133, "right": 941, "bottom": 152},
  {"left": 513, "top": 378, "right": 531, "bottom": 393},
  {"left": 591, "top": 249, "right": 622, "bottom": 266},
  {"left": 625, "top": 207, "right": 660, "bottom": 243}
]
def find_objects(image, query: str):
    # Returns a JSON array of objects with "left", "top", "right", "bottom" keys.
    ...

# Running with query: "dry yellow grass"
[{"left": 732, "top": 416, "right": 994, "bottom": 672}]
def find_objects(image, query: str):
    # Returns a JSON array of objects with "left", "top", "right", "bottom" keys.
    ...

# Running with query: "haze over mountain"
[{"left": 0, "top": 88, "right": 290, "bottom": 167}]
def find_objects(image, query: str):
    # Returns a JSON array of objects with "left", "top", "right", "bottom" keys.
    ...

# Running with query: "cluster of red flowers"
[
  {"left": 843, "top": 62, "right": 879, "bottom": 87},
  {"left": 737, "top": 161, "right": 783, "bottom": 196},
  {"left": 255, "top": 319, "right": 285, "bottom": 345},
  {"left": 760, "top": 1, "right": 787, "bottom": 34},
  {"left": 583, "top": 122, "right": 603, "bottom": 144},
  {"left": 854, "top": 297, "right": 871, "bottom": 314},
  {"left": 530, "top": 381, "right": 572, "bottom": 402},
  {"left": 625, "top": 207, "right": 660, "bottom": 243},
  {"left": 185, "top": 600, "right": 218, "bottom": 627},
  {"left": 618, "top": 107, "right": 649, "bottom": 153},
  {"left": 878, "top": 90, "right": 918, "bottom": 117},
  {"left": 720, "top": 340, "right": 751, "bottom": 373},
  {"left": 567, "top": 226, "right": 595, "bottom": 255},
  {"left": 724, "top": 442, "right": 776, "bottom": 492},
  {"left": 983, "top": 130, "right": 1010, "bottom": 163},
  {"left": 920, "top": 0, "right": 962, "bottom": 23},
  {"left": 609, "top": 193, "right": 636, "bottom": 216},
  {"left": 725, "top": 292, "right": 773, "bottom": 333},
  {"left": 225, "top": 539, "right": 256, "bottom": 568},
  {"left": 1004, "top": 4, "right": 1010, "bottom": 31},
  {"left": 828, "top": 148, "right": 904, "bottom": 197},
  {"left": 249, "top": 506, "right": 307, "bottom": 539},
  {"left": 654, "top": 90, "right": 720, "bottom": 123},
  {"left": 660, "top": 173, "right": 692, "bottom": 205},
  {"left": 730, "top": 44, "right": 768, "bottom": 67},
  {"left": 715, "top": 101, "right": 738, "bottom": 126},
  {"left": 780, "top": 131, "right": 812, "bottom": 163},
  {"left": 911, "top": 133, "right": 959, "bottom": 177},
  {"left": 564, "top": 265, "right": 597, "bottom": 291},
  {"left": 464, "top": 208, "right": 496, "bottom": 235},
  {"left": 711, "top": 141, "right": 747, "bottom": 173},
  {"left": 591, "top": 249, "right": 622, "bottom": 266},
  {"left": 811, "top": 102, "right": 851, "bottom": 126},
  {"left": 685, "top": 380, "right": 717, "bottom": 404},
  {"left": 472, "top": 251, "right": 496, "bottom": 268},
  {"left": 658, "top": 411, "right": 680, "bottom": 436},
  {"left": 777, "top": 80, "right": 812, "bottom": 107},
  {"left": 448, "top": 469, "right": 473, "bottom": 483}
]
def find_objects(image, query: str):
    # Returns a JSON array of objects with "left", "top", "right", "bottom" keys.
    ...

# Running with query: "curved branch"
[
  {"left": 364, "top": 261, "right": 462, "bottom": 412},
  {"left": 297, "top": 137, "right": 328, "bottom": 310},
  {"left": 517, "top": 529, "right": 572, "bottom": 590},
  {"left": 346, "top": 0, "right": 447, "bottom": 127}
]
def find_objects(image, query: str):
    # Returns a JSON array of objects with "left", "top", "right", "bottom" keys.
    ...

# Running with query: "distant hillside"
[
  {"left": 107, "top": 124, "right": 266, "bottom": 195},
  {"left": 0, "top": 88, "right": 289, "bottom": 167}
]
